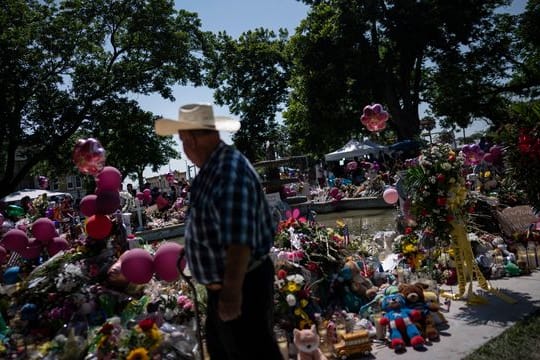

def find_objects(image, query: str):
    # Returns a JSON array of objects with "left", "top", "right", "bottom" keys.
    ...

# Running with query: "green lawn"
[{"left": 463, "top": 309, "right": 540, "bottom": 360}]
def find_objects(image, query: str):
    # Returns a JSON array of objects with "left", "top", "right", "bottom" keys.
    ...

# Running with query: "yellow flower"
[
  {"left": 149, "top": 326, "right": 162, "bottom": 342},
  {"left": 287, "top": 282, "right": 300, "bottom": 292},
  {"left": 300, "top": 299, "right": 308, "bottom": 308},
  {"left": 126, "top": 347, "right": 149, "bottom": 360},
  {"left": 403, "top": 244, "right": 417, "bottom": 254}
]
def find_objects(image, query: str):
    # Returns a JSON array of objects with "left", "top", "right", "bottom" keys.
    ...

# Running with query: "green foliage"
[
  {"left": 206, "top": 28, "right": 291, "bottom": 161},
  {"left": 0, "top": 0, "right": 207, "bottom": 197},
  {"left": 285, "top": 0, "right": 511, "bottom": 156},
  {"left": 497, "top": 101, "right": 540, "bottom": 211}
]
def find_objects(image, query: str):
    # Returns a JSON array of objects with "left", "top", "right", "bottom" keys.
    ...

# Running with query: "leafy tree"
[
  {"left": 91, "top": 98, "right": 179, "bottom": 189},
  {"left": 285, "top": 0, "right": 510, "bottom": 156},
  {"left": 0, "top": 0, "right": 209, "bottom": 198},
  {"left": 426, "top": 0, "right": 540, "bottom": 131},
  {"left": 206, "top": 28, "right": 291, "bottom": 162}
]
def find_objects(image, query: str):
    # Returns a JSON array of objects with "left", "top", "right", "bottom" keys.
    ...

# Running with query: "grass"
[{"left": 463, "top": 309, "right": 540, "bottom": 360}]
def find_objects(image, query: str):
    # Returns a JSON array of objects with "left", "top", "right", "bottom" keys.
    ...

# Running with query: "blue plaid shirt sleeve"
[{"left": 218, "top": 152, "right": 259, "bottom": 248}]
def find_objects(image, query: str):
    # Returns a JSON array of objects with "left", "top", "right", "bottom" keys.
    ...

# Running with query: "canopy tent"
[
  {"left": 324, "top": 139, "right": 387, "bottom": 162},
  {"left": 0, "top": 189, "right": 69, "bottom": 203}
]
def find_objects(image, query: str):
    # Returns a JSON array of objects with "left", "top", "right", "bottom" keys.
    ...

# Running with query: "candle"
[
  {"left": 373, "top": 314, "right": 385, "bottom": 340},
  {"left": 277, "top": 338, "right": 288, "bottom": 360}
]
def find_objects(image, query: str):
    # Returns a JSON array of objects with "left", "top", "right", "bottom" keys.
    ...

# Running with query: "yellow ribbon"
[{"left": 440, "top": 220, "right": 516, "bottom": 304}]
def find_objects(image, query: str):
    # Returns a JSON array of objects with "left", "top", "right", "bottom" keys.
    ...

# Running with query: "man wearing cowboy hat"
[{"left": 156, "top": 104, "right": 282, "bottom": 359}]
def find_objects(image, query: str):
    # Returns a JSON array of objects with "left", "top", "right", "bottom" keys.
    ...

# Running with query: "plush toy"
[
  {"left": 342, "top": 257, "right": 379, "bottom": 299},
  {"left": 293, "top": 325, "right": 328, "bottom": 360},
  {"left": 423, "top": 290, "right": 448, "bottom": 327},
  {"left": 400, "top": 283, "right": 443, "bottom": 341},
  {"left": 379, "top": 293, "right": 425, "bottom": 352}
]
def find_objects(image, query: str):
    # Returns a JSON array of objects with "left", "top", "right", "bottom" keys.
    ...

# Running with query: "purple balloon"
[
  {"left": 95, "top": 166, "right": 122, "bottom": 192},
  {"left": 95, "top": 190, "right": 121, "bottom": 214},
  {"left": 20, "top": 238, "right": 42, "bottom": 259},
  {"left": 80, "top": 194, "right": 97, "bottom": 217},
  {"left": 1, "top": 229, "right": 29, "bottom": 252},
  {"left": 32, "top": 218, "right": 57, "bottom": 242},
  {"left": 47, "top": 236, "right": 69, "bottom": 256}
]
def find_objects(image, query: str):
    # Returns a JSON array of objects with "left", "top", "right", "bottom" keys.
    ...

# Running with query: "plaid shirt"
[{"left": 185, "top": 141, "right": 275, "bottom": 284}]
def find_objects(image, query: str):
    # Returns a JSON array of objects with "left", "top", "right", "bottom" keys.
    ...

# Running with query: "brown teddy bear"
[
  {"left": 343, "top": 257, "right": 379, "bottom": 300},
  {"left": 398, "top": 282, "right": 438, "bottom": 341},
  {"left": 424, "top": 290, "right": 448, "bottom": 327}
]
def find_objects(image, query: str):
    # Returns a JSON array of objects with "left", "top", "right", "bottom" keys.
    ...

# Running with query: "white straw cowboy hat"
[{"left": 155, "top": 103, "right": 241, "bottom": 135}]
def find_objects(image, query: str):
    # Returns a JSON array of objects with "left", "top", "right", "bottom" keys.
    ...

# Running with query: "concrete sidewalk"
[{"left": 367, "top": 270, "right": 540, "bottom": 360}]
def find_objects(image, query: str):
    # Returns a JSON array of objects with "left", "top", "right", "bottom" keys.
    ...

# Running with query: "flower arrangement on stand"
[
  {"left": 405, "top": 143, "right": 515, "bottom": 303},
  {"left": 405, "top": 143, "right": 467, "bottom": 248}
]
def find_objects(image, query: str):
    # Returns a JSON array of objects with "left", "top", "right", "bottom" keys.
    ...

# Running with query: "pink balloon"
[
  {"left": 20, "top": 238, "right": 42, "bottom": 259},
  {"left": 80, "top": 194, "right": 97, "bottom": 217},
  {"left": 483, "top": 153, "right": 493, "bottom": 163},
  {"left": 95, "top": 190, "right": 121, "bottom": 214},
  {"left": 47, "top": 236, "right": 69, "bottom": 256},
  {"left": 329, "top": 187, "right": 340, "bottom": 198},
  {"left": 32, "top": 218, "right": 57, "bottom": 242},
  {"left": 154, "top": 242, "right": 184, "bottom": 282},
  {"left": 0, "top": 246, "right": 6, "bottom": 264},
  {"left": 346, "top": 161, "right": 358, "bottom": 171},
  {"left": 38, "top": 176, "right": 49, "bottom": 189},
  {"left": 143, "top": 188, "right": 151, "bottom": 196},
  {"left": 95, "top": 166, "right": 122, "bottom": 192},
  {"left": 383, "top": 187, "right": 399, "bottom": 204},
  {"left": 2, "top": 229, "right": 29, "bottom": 252},
  {"left": 461, "top": 144, "right": 472, "bottom": 154},
  {"left": 136, "top": 192, "right": 145, "bottom": 201},
  {"left": 120, "top": 248, "right": 154, "bottom": 284},
  {"left": 72, "top": 138, "right": 106, "bottom": 176}
]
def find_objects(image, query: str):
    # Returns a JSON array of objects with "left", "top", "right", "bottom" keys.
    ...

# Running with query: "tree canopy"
[
  {"left": 206, "top": 28, "right": 291, "bottom": 161},
  {"left": 284, "top": 0, "right": 513, "bottom": 156},
  {"left": 0, "top": 0, "right": 209, "bottom": 198}
]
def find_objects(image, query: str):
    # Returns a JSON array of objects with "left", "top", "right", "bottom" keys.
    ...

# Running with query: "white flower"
[
  {"left": 286, "top": 274, "right": 305, "bottom": 285},
  {"left": 286, "top": 294, "right": 297, "bottom": 307},
  {"left": 441, "top": 163, "right": 451, "bottom": 171}
]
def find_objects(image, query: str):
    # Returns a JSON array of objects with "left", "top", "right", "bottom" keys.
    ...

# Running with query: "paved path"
[{"left": 367, "top": 270, "right": 540, "bottom": 360}]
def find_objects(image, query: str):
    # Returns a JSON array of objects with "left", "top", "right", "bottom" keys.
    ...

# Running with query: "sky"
[
  {"left": 132, "top": 0, "right": 527, "bottom": 181},
  {"left": 131, "top": 0, "right": 309, "bottom": 180}
]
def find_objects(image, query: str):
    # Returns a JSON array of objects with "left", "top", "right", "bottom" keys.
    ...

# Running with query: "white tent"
[
  {"left": 0, "top": 189, "right": 69, "bottom": 203},
  {"left": 324, "top": 139, "right": 387, "bottom": 161}
]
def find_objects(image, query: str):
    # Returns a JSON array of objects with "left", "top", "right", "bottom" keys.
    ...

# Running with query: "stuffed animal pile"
[{"left": 379, "top": 293, "right": 425, "bottom": 352}]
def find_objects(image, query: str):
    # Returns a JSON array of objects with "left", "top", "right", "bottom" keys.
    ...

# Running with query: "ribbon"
[{"left": 440, "top": 220, "right": 516, "bottom": 304}]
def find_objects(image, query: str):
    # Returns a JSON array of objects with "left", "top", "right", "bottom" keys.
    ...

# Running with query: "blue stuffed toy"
[{"left": 379, "top": 293, "right": 425, "bottom": 352}]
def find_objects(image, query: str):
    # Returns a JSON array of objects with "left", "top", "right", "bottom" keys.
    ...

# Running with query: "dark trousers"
[{"left": 205, "top": 258, "right": 283, "bottom": 360}]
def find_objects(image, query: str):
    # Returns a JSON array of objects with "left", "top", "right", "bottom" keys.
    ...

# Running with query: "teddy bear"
[
  {"left": 379, "top": 293, "right": 425, "bottom": 352},
  {"left": 293, "top": 325, "right": 328, "bottom": 360},
  {"left": 398, "top": 283, "right": 438, "bottom": 341},
  {"left": 423, "top": 290, "right": 448, "bottom": 328},
  {"left": 341, "top": 257, "right": 379, "bottom": 299}
]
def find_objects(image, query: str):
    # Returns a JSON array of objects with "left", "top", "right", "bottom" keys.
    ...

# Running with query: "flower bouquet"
[{"left": 405, "top": 143, "right": 468, "bottom": 247}]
